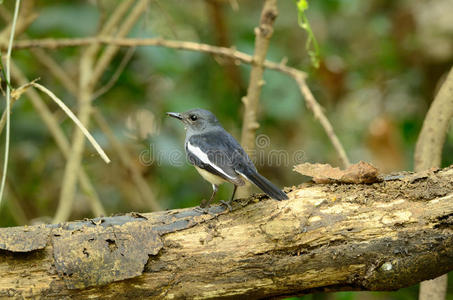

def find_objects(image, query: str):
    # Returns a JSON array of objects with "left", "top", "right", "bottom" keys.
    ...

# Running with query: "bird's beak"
[{"left": 166, "top": 112, "right": 182, "bottom": 120}]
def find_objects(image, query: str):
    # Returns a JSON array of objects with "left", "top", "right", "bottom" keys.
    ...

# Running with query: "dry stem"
[
  {"left": 415, "top": 66, "right": 453, "bottom": 300},
  {"left": 9, "top": 63, "right": 106, "bottom": 217},
  {"left": 236, "top": 0, "right": 278, "bottom": 197},
  {"left": 53, "top": 0, "right": 149, "bottom": 223},
  {"left": 0, "top": 0, "right": 21, "bottom": 207},
  {"left": 93, "top": 110, "right": 161, "bottom": 211},
  {"left": 5, "top": 36, "right": 350, "bottom": 167}
]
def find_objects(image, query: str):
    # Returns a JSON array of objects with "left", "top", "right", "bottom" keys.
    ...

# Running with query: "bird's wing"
[{"left": 186, "top": 131, "right": 248, "bottom": 186}]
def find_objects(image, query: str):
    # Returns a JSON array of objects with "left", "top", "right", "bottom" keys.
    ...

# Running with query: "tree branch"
[
  {"left": 0, "top": 6, "right": 106, "bottom": 218},
  {"left": 415, "top": 66, "right": 453, "bottom": 171},
  {"left": 0, "top": 166, "right": 452, "bottom": 299},
  {"left": 414, "top": 66, "right": 453, "bottom": 300},
  {"left": 8, "top": 63, "right": 106, "bottom": 218},
  {"left": 3, "top": 36, "right": 350, "bottom": 167},
  {"left": 236, "top": 0, "right": 277, "bottom": 198},
  {"left": 53, "top": 0, "right": 149, "bottom": 223},
  {"left": 93, "top": 110, "right": 161, "bottom": 211}
]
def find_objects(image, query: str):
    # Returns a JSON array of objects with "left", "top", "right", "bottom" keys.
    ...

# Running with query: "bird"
[{"left": 167, "top": 108, "right": 288, "bottom": 211}]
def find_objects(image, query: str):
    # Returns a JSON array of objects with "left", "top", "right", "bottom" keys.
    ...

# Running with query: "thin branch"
[
  {"left": 9, "top": 63, "right": 106, "bottom": 218},
  {"left": 294, "top": 74, "right": 350, "bottom": 167},
  {"left": 6, "top": 36, "right": 304, "bottom": 75},
  {"left": 54, "top": 0, "right": 149, "bottom": 223},
  {"left": 30, "top": 47, "right": 155, "bottom": 213},
  {"left": 6, "top": 37, "right": 304, "bottom": 74},
  {"left": 0, "top": 7, "right": 106, "bottom": 218},
  {"left": 52, "top": 0, "right": 136, "bottom": 222},
  {"left": 92, "top": 46, "right": 136, "bottom": 100},
  {"left": 0, "top": 80, "right": 33, "bottom": 133},
  {"left": 53, "top": 47, "right": 95, "bottom": 223},
  {"left": 4, "top": 181, "right": 28, "bottom": 225},
  {"left": 0, "top": 0, "right": 21, "bottom": 207},
  {"left": 91, "top": 0, "right": 149, "bottom": 86},
  {"left": 31, "top": 83, "right": 111, "bottom": 164},
  {"left": 237, "top": 0, "right": 278, "bottom": 198},
  {"left": 31, "top": 39, "right": 159, "bottom": 212},
  {"left": 5, "top": 36, "right": 350, "bottom": 167},
  {"left": 93, "top": 110, "right": 161, "bottom": 211},
  {"left": 0, "top": 8, "right": 35, "bottom": 41},
  {"left": 30, "top": 48, "right": 78, "bottom": 95}
]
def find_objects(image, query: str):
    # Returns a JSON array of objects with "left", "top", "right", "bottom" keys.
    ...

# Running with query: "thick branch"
[{"left": 1, "top": 166, "right": 452, "bottom": 299}]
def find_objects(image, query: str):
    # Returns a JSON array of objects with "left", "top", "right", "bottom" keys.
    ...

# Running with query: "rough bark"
[{"left": 1, "top": 166, "right": 453, "bottom": 299}]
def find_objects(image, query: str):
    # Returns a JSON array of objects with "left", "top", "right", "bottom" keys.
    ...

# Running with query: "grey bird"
[{"left": 167, "top": 108, "right": 288, "bottom": 210}]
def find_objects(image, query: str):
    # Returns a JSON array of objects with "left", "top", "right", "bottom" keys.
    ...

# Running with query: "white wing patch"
[{"left": 187, "top": 141, "right": 236, "bottom": 180}]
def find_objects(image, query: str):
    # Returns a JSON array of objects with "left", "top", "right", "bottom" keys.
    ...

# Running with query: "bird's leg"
[
  {"left": 195, "top": 184, "right": 218, "bottom": 214},
  {"left": 220, "top": 185, "right": 236, "bottom": 211},
  {"left": 230, "top": 185, "right": 237, "bottom": 201}
]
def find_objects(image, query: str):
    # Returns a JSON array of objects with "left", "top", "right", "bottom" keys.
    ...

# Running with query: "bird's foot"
[
  {"left": 220, "top": 200, "right": 233, "bottom": 212},
  {"left": 194, "top": 206, "right": 210, "bottom": 214}
]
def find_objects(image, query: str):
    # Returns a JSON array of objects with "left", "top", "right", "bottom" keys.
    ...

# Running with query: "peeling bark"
[{"left": 0, "top": 167, "right": 453, "bottom": 299}]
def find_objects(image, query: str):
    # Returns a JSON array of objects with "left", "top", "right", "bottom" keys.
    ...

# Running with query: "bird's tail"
[{"left": 240, "top": 169, "right": 288, "bottom": 200}]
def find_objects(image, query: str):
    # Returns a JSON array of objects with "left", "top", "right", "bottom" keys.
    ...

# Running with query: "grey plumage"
[{"left": 167, "top": 108, "right": 288, "bottom": 209}]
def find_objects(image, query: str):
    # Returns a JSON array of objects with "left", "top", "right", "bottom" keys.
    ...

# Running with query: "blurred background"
[{"left": 0, "top": 0, "right": 452, "bottom": 299}]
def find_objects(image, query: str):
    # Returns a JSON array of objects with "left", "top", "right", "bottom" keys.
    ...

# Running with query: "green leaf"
[
  {"left": 294, "top": 0, "right": 320, "bottom": 68},
  {"left": 297, "top": 0, "right": 308, "bottom": 12}
]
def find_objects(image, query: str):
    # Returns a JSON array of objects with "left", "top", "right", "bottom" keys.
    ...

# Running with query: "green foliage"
[{"left": 295, "top": 0, "right": 320, "bottom": 68}]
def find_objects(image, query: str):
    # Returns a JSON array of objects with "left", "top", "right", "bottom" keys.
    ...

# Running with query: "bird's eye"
[{"left": 190, "top": 115, "right": 198, "bottom": 121}]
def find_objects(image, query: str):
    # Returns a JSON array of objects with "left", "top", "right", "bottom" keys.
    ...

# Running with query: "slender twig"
[
  {"left": 6, "top": 37, "right": 306, "bottom": 76},
  {"left": 0, "top": 9, "right": 36, "bottom": 41},
  {"left": 0, "top": 79, "right": 38, "bottom": 133},
  {"left": 237, "top": 0, "right": 278, "bottom": 198},
  {"left": 54, "top": 0, "right": 149, "bottom": 223},
  {"left": 9, "top": 62, "right": 106, "bottom": 217},
  {"left": 0, "top": 52, "right": 13, "bottom": 90},
  {"left": 91, "top": 0, "right": 149, "bottom": 85},
  {"left": 93, "top": 110, "right": 161, "bottom": 211},
  {"left": 31, "top": 48, "right": 78, "bottom": 95},
  {"left": 0, "top": 6, "right": 106, "bottom": 217},
  {"left": 92, "top": 46, "right": 136, "bottom": 100},
  {"left": 32, "top": 43, "right": 160, "bottom": 211},
  {"left": 6, "top": 37, "right": 350, "bottom": 166},
  {"left": 0, "top": 0, "right": 21, "bottom": 207},
  {"left": 294, "top": 75, "right": 350, "bottom": 167},
  {"left": 31, "top": 83, "right": 111, "bottom": 163},
  {"left": 5, "top": 181, "right": 28, "bottom": 225}
]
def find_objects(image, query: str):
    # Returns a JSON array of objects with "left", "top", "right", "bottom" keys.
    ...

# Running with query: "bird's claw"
[
  {"left": 220, "top": 200, "right": 233, "bottom": 212},
  {"left": 194, "top": 206, "right": 210, "bottom": 214}
]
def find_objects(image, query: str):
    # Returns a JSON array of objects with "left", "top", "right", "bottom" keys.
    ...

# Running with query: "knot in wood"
[{"left": 263, "top": 9, "right": 278, "bottom": 24}]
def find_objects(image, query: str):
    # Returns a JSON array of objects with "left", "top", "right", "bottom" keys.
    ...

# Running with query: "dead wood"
[{"left": 0, "top": 166, "right": 452, "bottom": 299}]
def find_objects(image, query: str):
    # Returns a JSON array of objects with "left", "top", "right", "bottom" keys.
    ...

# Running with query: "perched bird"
[{"left": 167, "top": 108, "right": 288, "bottom": 210}]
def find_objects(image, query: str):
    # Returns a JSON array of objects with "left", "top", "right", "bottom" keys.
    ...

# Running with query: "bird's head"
[{"left": 166, "top": 108, "right": 220, "bottom": 133}]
